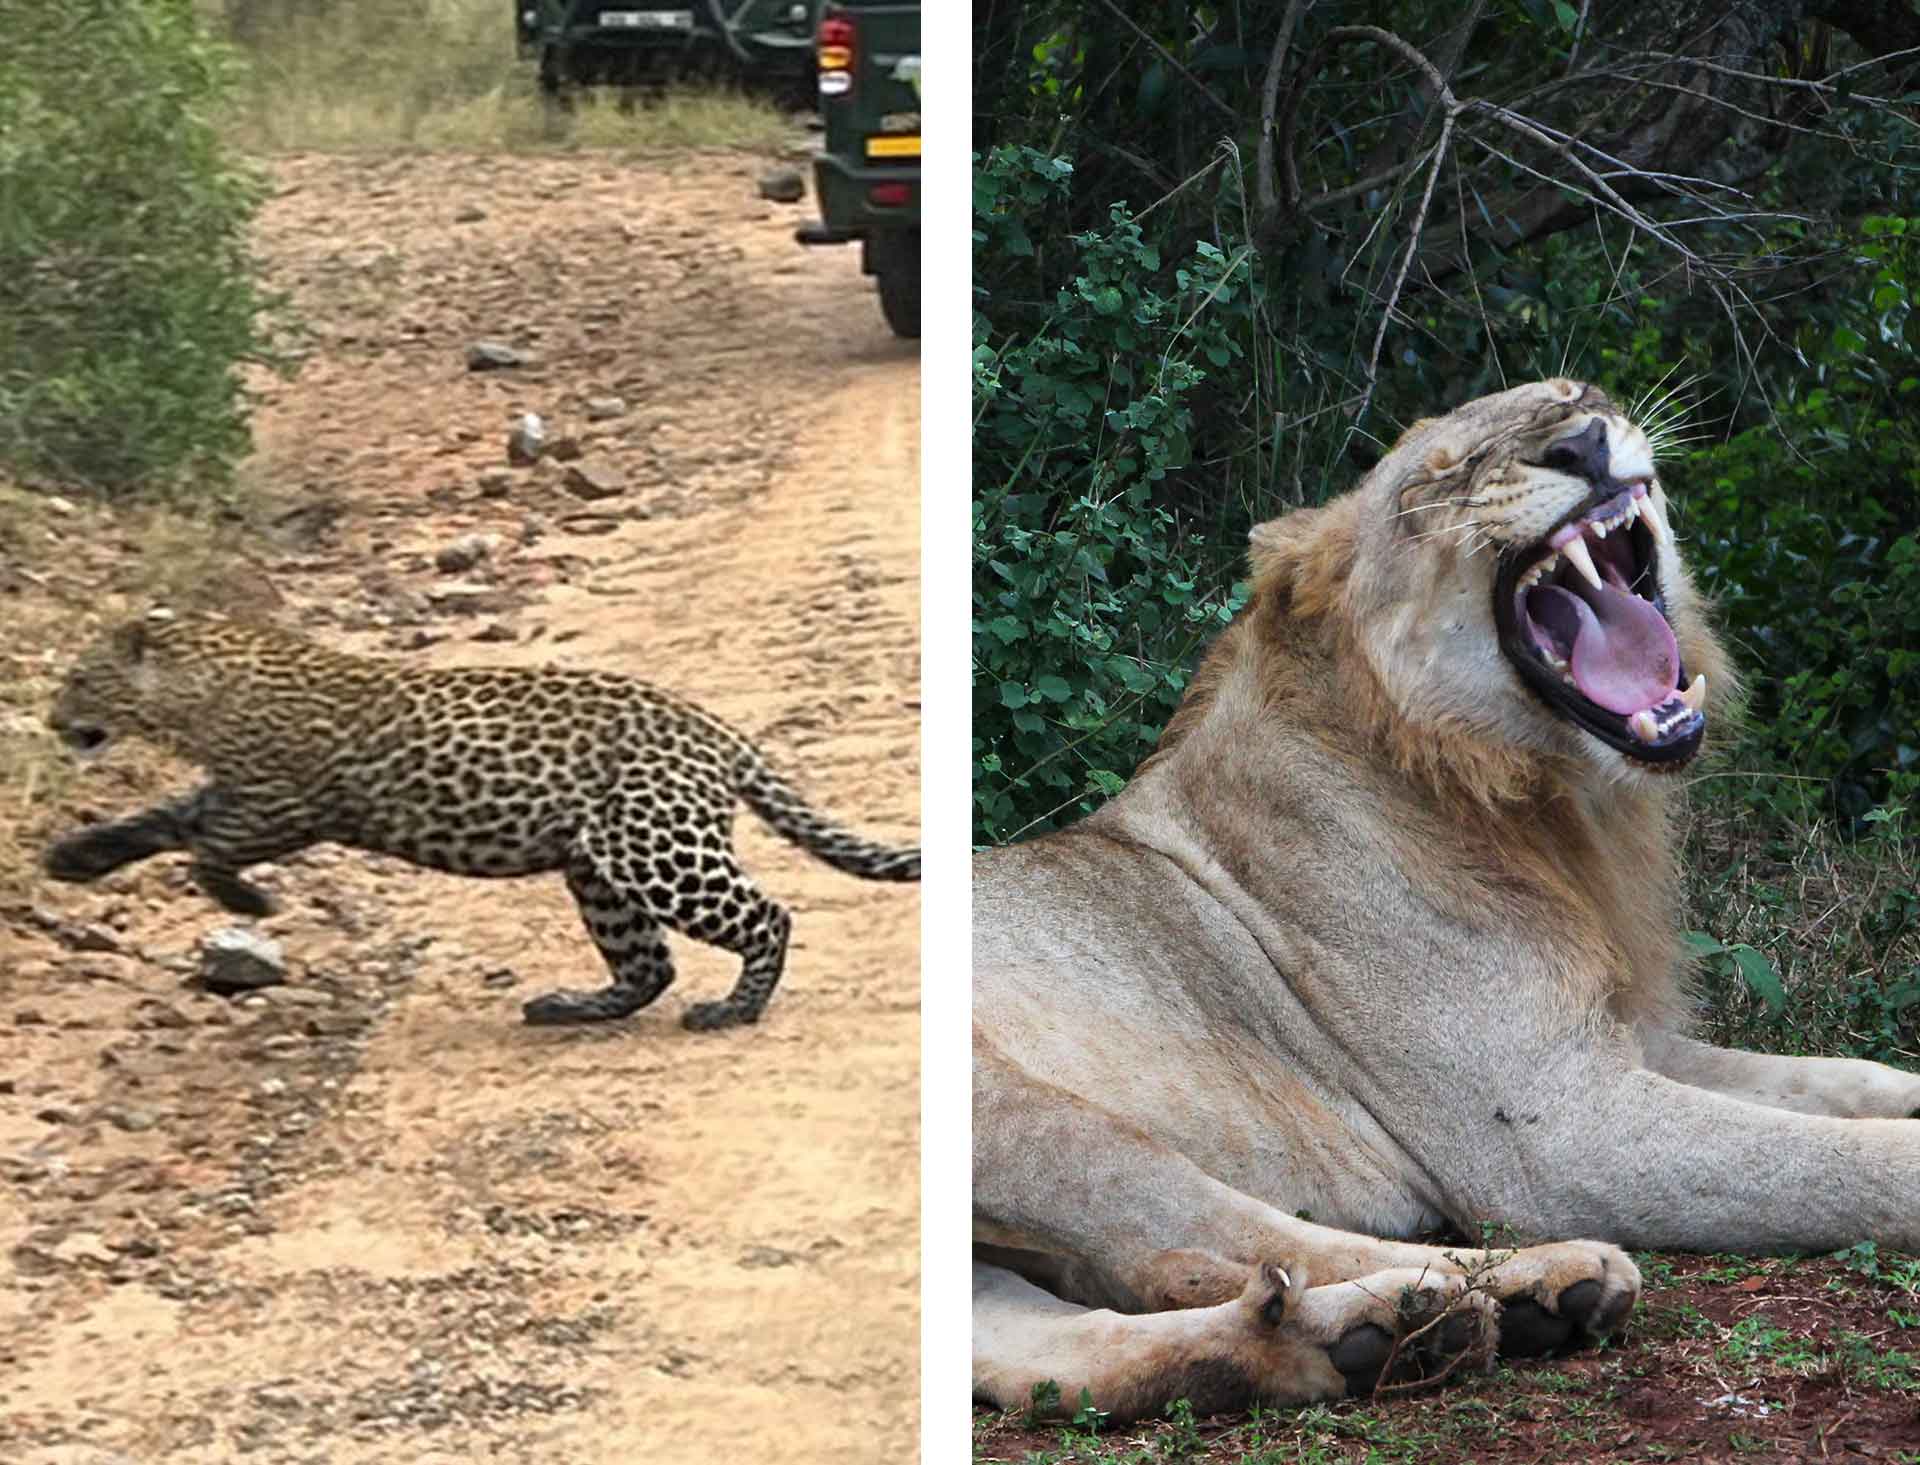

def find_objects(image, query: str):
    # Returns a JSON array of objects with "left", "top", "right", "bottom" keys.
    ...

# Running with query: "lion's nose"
[{"left": 1542, "top": 418, "right": 1611, "bottom": 484}]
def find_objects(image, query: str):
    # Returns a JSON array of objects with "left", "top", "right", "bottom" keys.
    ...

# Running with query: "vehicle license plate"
[{"left": 600, "top": 10, "right": 694, "bottom": 29}]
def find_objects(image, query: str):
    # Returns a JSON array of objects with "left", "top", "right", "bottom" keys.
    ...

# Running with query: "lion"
[{"left": 973, "top": 378, "right": 1920, "bottom": 1422}]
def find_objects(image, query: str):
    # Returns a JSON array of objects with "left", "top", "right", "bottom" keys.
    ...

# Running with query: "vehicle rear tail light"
[
  {"left": 817, "top": 12, "right": 855, "bottom": 97},
  {"left": 868, "top": 183, "right": 911, "bottom": 207}
]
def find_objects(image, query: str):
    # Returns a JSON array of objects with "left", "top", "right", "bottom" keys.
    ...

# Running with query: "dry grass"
[
  {"left": 213, "top": 0, "right": 791, "bottom": 154},
  {"left": 1681, "top": 788, "right": 1919, "bottom": 1065}
]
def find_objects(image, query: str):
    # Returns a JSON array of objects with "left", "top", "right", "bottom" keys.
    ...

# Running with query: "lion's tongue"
[{"left": 1527, "top": 583, "right": 1678, "bottom": 714}]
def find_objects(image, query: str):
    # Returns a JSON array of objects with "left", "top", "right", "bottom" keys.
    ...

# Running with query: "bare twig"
[
  {"left": 1456, "top": 159, "right": 1505, "bottom": 390},
  {"left": 1255, "top": 0, "right": 1313, "bottom": 224},
  {"left": 1306, "top": 27, "right": 1462, "bottom": 432},
  {"left": 1355, "top": 123, "right": 1454, "bottom": 427},
  {"left": 1304, "top": 143, "right": 1442, "bottom": 215},
  {"left": 1633, "top": 44, "right": 1920, "bottom": 102},
  {"left": 1564, "top": 0, "right": 1592, "bottom": 73}
]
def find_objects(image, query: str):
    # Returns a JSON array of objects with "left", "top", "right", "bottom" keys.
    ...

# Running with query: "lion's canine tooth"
[
  {"left": 1642, "top": 493, "right": 1672, "bottom": 548},
  {"left": 1562, "top": 536, "right": 1604, "bottom": 591},
  {"left": 1628, "top": 709, "right": 1661, "bottom": 743},
  {"left": 1680, "top": 673, "right": 1706, "bottom": 712}
]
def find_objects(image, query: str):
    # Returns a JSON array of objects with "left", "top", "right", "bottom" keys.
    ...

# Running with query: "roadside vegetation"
[{"left": 0, "top": 0, "right": 278, "bottom": 497}]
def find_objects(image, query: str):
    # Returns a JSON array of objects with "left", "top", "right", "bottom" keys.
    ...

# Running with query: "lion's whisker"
[
  {"left": 1392, "top": 497, "right": 1487, "bottom": 519},
  {"left": 1640, "top": 391, "right": 1699, "bottom": 429},
  {"left": 1403, "top": 520, "right": 1490, "bottom": 552},
  {"left": 1629, "top": 362, "right": 1696, "bottom": 424}
]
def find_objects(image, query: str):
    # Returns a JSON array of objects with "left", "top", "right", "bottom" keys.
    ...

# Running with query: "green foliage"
[
  {"left": 1156, "top": 1397, "right": 1202, "bottom": 1458},
  {"left": 1681, "top": 932, "right": 1786, "bottom": 1018},
  {"left": 1678, "top": 217, "right": 1920, "bottom": 823},
  {"left": 1023, "top": 1378, "right": 1063, "bottom": 1426},
  {"left": 1835, "top": 1329, "right": 1920, "bottom": 1391},
  {"left": 1719, "top": 1313, "right": 1823, "bottom": 1371},
  {"left": 973, "top": 147, "right": 1251, "bottom": 845},
  {"left": 1832, "top": 1240, "right": 1920, "bottom": 1297},
  {"left": 1070, "top": 1389, "right": 1110, "bottom": 1434},
  {"left": 1681, "top": 797, "right": 1918, "bottom": 1067},
  {"left": 0, "top": 0, "right": 279, "bottom": 495}
]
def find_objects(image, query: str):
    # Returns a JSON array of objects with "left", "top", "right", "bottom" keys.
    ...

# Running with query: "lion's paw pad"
[
  {"left": 1500, "top": 1276, "right": 1634, "bottom": 1357},
  {"left": 1332, "top": 1286, "right": 1492, "bottom": 1395}
]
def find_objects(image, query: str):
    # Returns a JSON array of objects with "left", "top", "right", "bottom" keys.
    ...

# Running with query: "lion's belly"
[{"left": 975, "top": 837, "right": 1447, "bottom": 1241}]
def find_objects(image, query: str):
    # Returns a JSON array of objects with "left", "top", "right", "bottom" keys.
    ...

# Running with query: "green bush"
[
  {"left": 972, "top": 147, "right": 1252, "bottom": 845},
  {"left": 0, "top": 0, "right": 277, "bottom": 495},
  {"left": 1681, "top": 216, "right": 1920, "bottom": 823}
]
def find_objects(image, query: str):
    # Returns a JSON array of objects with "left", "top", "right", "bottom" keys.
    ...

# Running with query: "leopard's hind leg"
[
  {"left": 522, "top": 781, "right": 791, "bottom": 1031},
  {"left": 522, "top": 796, "right": 678, "bottom": 1026},
  {"left": 674, "top": 873, "right": 792, "bottom": 1032},
  {"left": 521, "top": 862, "right": 676, "bottom": 1025}
]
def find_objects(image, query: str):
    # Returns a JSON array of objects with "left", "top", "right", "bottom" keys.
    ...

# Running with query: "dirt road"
[{"left": 0, "top": 147, "right": 919, "bottom": 1462}]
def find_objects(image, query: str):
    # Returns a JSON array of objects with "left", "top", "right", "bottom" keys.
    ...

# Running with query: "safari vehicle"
[
  {"left": 515, "top": 0, "right": 820, "bottom": 96},
  {"left": 794, "top": 0, "right": 920, "bottom": 339}
]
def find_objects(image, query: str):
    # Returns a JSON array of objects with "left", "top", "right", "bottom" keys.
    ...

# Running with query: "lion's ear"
[{"left": 1248, "top": 497, "right": 1358, "bottom": 618}]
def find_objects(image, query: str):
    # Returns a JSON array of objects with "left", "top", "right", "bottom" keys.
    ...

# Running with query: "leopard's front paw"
[{"left": 43, "top": 826, "right": 126, "bottom": 882}]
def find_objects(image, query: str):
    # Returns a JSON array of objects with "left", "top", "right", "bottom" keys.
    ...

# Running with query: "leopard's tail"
[{"left": 736, "top": 751, "right": 920, "bottom": 882}]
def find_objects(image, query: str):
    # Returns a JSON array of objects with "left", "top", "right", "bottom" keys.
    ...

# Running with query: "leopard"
[{"left": 43, "top": 611, "right": 918, "bottom": 1031}]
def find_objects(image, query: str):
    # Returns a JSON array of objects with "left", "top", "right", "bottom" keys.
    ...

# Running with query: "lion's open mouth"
[{"left": 1492, "top": 483, "right": 1705, "bottom": 765}]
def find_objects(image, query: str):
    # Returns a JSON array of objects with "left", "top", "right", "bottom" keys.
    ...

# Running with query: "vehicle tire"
[
  {"left": 873, "top": 230, "right": 920, "bottom": 340},
  {"left": 538, "top": 49, "right": 577, "bottom": 113}
]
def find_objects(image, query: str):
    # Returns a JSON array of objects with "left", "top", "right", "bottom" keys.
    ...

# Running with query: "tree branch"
[{"left": 1255, "top": 0, "right": 1313, "bottom": 224}]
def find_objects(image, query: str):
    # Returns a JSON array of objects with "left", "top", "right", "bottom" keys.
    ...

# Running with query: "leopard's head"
[{"left": 49, "top": 610, "right": 183, "bottom": 762}]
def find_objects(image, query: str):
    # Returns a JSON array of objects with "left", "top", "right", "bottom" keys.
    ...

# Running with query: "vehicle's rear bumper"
[{"left": 802, "top": 152, "right": 919, "bottom": 242}]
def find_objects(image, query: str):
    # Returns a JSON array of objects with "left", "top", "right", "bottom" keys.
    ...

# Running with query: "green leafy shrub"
[
  {"left": 0, "top": 0, "right": 278, "bottom": 495},
  {"left": 1681, "top": 217, "right": 1920, "bottom": 824},
  {"left": 972, "top": 147, "right": 1253, "bottom": 846}
]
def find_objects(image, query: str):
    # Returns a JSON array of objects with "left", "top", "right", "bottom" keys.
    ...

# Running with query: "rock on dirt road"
[{"left": 0, "top": 148, "right": 919, "bottom": 1463}]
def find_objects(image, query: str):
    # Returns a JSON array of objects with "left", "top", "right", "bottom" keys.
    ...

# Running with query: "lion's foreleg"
[
  {"left": 1640, "top": 1030, "right": 1920, "bottom": 1120},
  {"left": 972, "top": 1258, "right": 1495, "bottom": 1423},
  {"left": 974, "top": 1042, "right": 1638, "bottom": 1350}
]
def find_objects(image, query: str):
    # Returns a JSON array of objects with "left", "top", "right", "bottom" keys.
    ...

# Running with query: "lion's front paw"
[
  {"left": 1478, "top": 1240, "right": 1640, "bottom": 1357},
  {"left": 1295, "top": 1268, "right": 1499, "bottom": 1398}
]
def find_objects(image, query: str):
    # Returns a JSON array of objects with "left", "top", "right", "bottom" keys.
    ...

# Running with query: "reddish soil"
[
  {"left": 974, "top": 1253, "right": 1920, "bottom": 1463},
  {"left": 0, "top": 146, "right": 919, "bottom": 1462}
]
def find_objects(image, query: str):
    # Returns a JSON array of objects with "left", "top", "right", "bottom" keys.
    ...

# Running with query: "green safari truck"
[
  {"left": 795, "top": 0, "right": 920, "bottom": 339},
  {"left": 515, "top": 1, "right": 819, "bottom": 95}
]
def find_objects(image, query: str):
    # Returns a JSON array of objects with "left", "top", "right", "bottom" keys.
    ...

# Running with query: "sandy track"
[{"left": 1, "top": 147, "right": 919, "bottom": 1462}]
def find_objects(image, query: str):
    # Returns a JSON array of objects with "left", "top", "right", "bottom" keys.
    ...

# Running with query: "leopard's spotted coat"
[{"left": 44, "top": 613, "right": 918, "bottom": 1030}]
